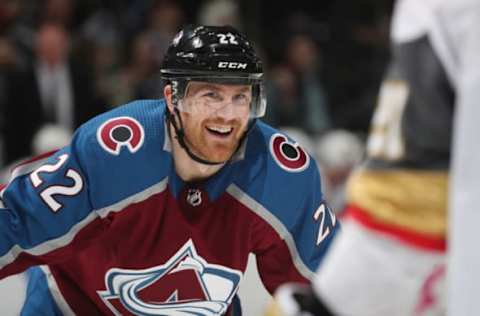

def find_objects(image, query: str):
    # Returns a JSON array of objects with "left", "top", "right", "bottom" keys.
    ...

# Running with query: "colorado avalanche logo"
[
  {"left": 97, "top": 239, "right": 242, "bottom": 316},
  {"left": 97, "top": 116, "right": 145, "bottom": 155},
  {"left": 269, "top": 133, "right": 310, "bottom": 172}
]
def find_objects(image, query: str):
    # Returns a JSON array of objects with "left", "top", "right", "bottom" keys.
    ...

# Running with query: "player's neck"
[{"left": 169, "top": 126, "right": 225, "bottom": 182}]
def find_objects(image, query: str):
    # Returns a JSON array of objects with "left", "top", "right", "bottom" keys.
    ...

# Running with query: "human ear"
[{"left": 164, "top": 84, "right": 174, "bottom": 112}]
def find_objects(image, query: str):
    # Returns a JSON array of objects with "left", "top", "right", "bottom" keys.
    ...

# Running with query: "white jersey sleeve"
[{"left": 448, "top": 2, "right": 480, "bottom": 316}]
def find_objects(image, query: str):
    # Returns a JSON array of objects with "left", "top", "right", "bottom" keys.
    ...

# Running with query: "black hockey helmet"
[{"left": 160, "top": 25, "right": 266, "bottom": 118}]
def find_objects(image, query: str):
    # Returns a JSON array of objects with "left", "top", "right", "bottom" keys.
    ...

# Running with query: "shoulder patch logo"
[
  {"left": 97, "top": 116, "right": 145, "bottom": 155},
  {"left": 269, "top": 133, "right": 310, "bottom": 172}
]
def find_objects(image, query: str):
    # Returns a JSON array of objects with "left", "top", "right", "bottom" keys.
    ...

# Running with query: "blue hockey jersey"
[{"left": 0, "top": 99, "right": 337, "bottom": 315}]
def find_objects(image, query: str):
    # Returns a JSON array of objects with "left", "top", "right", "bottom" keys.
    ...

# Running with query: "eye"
[
  {"left": 232, "top": 93, "right": 250, "bottom": 105},
  {"left": 202, "top": 91, "right": 222, "bottom": 101}
]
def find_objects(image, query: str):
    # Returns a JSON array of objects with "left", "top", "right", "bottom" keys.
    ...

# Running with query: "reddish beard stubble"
[{"left": 179, "top": 112, "right": 249, "bottom": 163}]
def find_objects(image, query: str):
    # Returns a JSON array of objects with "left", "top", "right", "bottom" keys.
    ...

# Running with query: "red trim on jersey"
[
  {"left": 13, "top": 150, "right": 59, "bottom": 169},
  {"left": 344, "top": 205, "right": 446, "bottom": 252},
  {"left": 415, "top": 264, "right": 446, "bottom": 314},
  {"left": 8, "top": 150, "right": 59, "bottom": 178}
]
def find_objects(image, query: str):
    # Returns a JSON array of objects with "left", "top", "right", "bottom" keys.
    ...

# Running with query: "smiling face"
[{"left": 168, "top": 81, "right": 252, "bottom": 163}]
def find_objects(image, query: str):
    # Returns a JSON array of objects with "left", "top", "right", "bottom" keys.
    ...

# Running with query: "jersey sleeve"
[
  {"left": 241, "top": 129, "right": 339, "bottom": 293},
  {"left": 0, "top": 127, "right": 107, "bottom": 279},
  {"left": 449, "top": 2, "right": 480, "bottom": 314}
]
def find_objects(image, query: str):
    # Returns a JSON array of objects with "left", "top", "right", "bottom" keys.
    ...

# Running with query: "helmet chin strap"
[{"left": 167, "top": 107, "right": 230, "bottom": 166}]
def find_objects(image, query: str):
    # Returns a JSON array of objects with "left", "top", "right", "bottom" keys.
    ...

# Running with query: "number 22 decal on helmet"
[{"left": 270, "top": 133, "right": 310, "bottom": 172}]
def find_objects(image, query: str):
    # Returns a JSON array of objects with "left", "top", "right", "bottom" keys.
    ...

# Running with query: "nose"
[{"left": 211, "top": 102, "right": 238, "bottom": 120}]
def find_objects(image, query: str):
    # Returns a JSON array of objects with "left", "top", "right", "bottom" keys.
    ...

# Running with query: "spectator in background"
[
  {"left": 0, "top": 37, "right": 18, "bottom": 167},
  {"left": 80, "top": 12, "right": 122, "bottom": 108},
  {"left": 315, "top": 129, "right": 364, "bottom": 213},
  {"left": 120, "top": 0, "right": 185, "bottom": 101},
  {"left": 0, "top": 0, "right": 36, "bottom": 70},
  {"left": 266, "top": 30, "right": 331, "bottom": 135},
  {"left": 322, "top": 0, "right": 392, "bottom": 133},
  {"left": 0, "top": 123, "right": 72, "bottom": 183},
  {"left": 106, "top": 32, "right": 160, "bottom": 105},
  {"left": 41, "top": 0, "right": 74, "bottom": 29},
  {"left": 146, "top": 0, "right": 185, "bottom": 67},
  {"left": 0, "top": 0, "right": 31, "bottom": 167},
  {"left": 278, "top": 127, "right": 315, "bottom": 155},
  {"left": 3, "top": 22, "right": 102, "bottom": 164},
  {"left": 198, "top": 0, "right": 242, "bottom": 30},
  {"left": 36, "top": 0, "right": 99, "bottom": 36}
]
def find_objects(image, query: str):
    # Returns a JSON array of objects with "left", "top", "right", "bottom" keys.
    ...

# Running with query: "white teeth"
[{"left": 207, "top": 126, "right": 232, "bottom": 133}]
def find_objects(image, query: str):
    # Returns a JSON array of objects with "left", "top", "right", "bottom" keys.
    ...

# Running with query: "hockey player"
[
  {"left": 0, "top": 25, "right": 337, "bottom": 315},
  {"left": 266, "top": 0, "right": 480, "bottom": 315}
]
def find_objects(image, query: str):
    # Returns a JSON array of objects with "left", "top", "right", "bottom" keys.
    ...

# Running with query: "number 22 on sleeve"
[{"left": 30, "top": 154, "right": 84, "bottom": 212}]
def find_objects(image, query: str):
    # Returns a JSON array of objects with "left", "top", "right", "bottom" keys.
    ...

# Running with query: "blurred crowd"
[{"left": 0, "top": 0, "right": 393, "bottom": 213}]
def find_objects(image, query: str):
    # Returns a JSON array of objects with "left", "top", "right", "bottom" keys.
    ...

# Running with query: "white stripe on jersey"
[
  {"left": 0, "top": 209, "right": 99, "bottom": 268},
  {"left": 227, "top": 184, "right": 315, "bottom": 280},
  {"left": 96, "top": 178, "right": 168, "bottom": 218},
  {"left": 0, "top": 178, "right": 168, "bottom": 270},
  {"left": 40, "top": 265, "right": 76, "bottom": 316},
  {"left": 9, "top": 156, "right": 51, "bottom": 184}
]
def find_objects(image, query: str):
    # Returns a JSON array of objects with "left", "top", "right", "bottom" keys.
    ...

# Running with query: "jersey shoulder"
[
  {"left": 235, "top": 120, "right": 324, "bottom": 215},
  {"left": 73, "top": 99, "right": 172, "bottom": 208},
  {"left": 81, "top": 99, "right": 167, "bottom": 143},
  {"left": 254, "top": 121, "right": 313, "bottom": 173},
  {"left": 244, "top": 120, "right": 319, "bottom": 184},
  {"left": 231, "top": 122, "right": 335, "bottom": 275}
]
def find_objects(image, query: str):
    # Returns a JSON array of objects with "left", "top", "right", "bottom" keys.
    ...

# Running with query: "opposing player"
[
  {"left": 0, "top": 25, "right": 337, "bottom": 315},
  {"left": 267, "top": 0, "right": 480, "bottom": 315},
  {"left": 448, "top": 1, "right": 480, "bottom": 315}
]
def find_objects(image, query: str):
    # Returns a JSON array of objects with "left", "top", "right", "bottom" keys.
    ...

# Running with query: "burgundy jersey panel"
[
  {"left": 46, "top": 185, "right": 293, "bottom": 314},
  {"left": 0, "top": 217, "right": 106, "bottom": 280}
]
